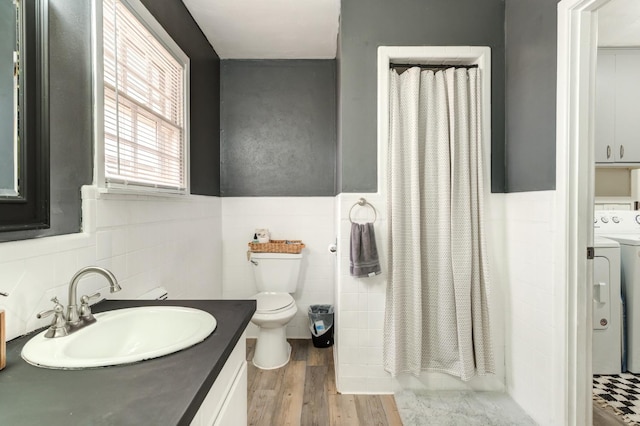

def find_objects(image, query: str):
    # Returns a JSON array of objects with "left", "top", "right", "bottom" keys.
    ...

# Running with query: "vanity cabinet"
[
  {"left": 190, "top": 332, "right": 248, "bottom": 426},
  {"left": 596, "top": 49, "right": 640, "bottom": 164},
  {"left": 0, "top": 300, "right": 255, "bottom": 426}
]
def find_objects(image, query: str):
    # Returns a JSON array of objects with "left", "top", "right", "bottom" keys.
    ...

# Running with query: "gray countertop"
[{"left": 0, "top": 299, "right": 256, "bottom": 426}]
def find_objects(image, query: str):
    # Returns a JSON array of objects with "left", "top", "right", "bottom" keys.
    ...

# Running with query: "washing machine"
[
  {"left": 592, "top": 235, "right": 622, "bottom": 374},
  {"left": 594, "top": 211, "right": 640, "bottom": 372}
]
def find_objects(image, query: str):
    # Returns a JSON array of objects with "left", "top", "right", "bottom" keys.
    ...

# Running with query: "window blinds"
[{"left": 103, "top": 0, "right": 186, "bottom": 191}]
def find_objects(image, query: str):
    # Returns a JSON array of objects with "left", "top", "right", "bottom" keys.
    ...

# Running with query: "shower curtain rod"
[{"left": 390, "top": 63, "right": 479, "bottom": 70}]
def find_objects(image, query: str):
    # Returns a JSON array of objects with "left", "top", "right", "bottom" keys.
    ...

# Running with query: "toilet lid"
[{"left": 254, "top": 292, "right": 295, "bottom": 313}]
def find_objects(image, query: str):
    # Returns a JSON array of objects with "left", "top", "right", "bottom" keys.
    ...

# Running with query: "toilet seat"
[{"left": 253, "top": 292, "right": 295, "bottom": 314}]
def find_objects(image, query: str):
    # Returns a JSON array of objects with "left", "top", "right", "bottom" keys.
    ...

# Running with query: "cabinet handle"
[
  {"left": 607, "top": 145, "right": 611, "bottom": 159},
  {"left": 621, "top": 145, "right": 625, "bottom": 159}
]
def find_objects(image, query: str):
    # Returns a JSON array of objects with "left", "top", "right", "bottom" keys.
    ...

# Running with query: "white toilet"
[{"left": 249, "top": 252, "right": 302, "bottom": 370}]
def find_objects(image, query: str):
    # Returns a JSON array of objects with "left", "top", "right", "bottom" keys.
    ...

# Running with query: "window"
[{"left": 100, "top": 0, "right": 189, "bottom": 193}]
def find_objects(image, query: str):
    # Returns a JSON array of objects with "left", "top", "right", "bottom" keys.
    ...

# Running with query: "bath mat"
[
  {"left": 593, "top": 373, "right": 640, "bottom": 424},
  {"left": 394, "top": 390, "right": 536, "bottom": 426}
]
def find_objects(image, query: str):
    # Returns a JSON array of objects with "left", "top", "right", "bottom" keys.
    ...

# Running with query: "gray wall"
[
  {"left": 47, "top": 0, "right": 93, "bottom": 235},
  {"left": 140, "top": 0, "right": 221, "bottom": 196},
  {"left": 0, "top": 1, "right": 15, "bottom": 191},
  {"left": 220, "top": 60, "right": 336, "bottom": 196},
  {"left": 505, "top": 0, "right": 558, "bottom": 192},
  {"left": 338, "top": 0, "right": 506, "bottom": 193},
  {"left": 336, "top": 30, "right": 343, "bottom": 195}
]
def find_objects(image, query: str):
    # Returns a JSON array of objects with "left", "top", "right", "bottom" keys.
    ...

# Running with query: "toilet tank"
[{"left": 250, "top": 252, "right": 302, "bottom": 293}]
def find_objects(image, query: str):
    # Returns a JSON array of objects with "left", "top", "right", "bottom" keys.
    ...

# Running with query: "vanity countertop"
[{"left": 0, "top": 299, "right": 256, "bottom": 426}]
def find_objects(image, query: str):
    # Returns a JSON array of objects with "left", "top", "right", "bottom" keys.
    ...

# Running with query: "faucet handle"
[
  {"left": 37, "top": 297, "right": 65, "bottom": 319},
  {"left": 81, "top": 292, "right": 101, "bottom": 304},
  {"left": 79, "top": 292, "right": 101, "bottom": 323},
  {"left": 37, "top": 301, "right": 69, "bottom": 338},
  {"left": 36, "top": 308, "right": 57, "bottom": 319}
]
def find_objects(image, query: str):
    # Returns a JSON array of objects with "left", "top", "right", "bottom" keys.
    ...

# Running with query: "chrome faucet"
[
  {"left": 37, "top": 267, "right": 122, "bottom": 338},
  {"left": 66, "top": 266, "right": 121, "bottom": 326}
]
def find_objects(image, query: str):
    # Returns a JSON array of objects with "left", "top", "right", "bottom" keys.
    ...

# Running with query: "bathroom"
[{"left": 0, "top": 0, "right": 596, "bottom": 424}]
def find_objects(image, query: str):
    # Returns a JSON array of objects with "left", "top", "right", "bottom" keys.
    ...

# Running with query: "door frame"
[{"left": 556, "top": 0, "right": 609, "bottom": 424}]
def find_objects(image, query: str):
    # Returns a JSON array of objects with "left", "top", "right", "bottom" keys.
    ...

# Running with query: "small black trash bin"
[{"left": 308, "top": 304, "right": 334, "bottom": 348}]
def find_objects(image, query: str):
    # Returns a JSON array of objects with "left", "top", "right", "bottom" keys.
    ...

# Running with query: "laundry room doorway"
[
  {"left": 591, "top": 2, "right": 640, "bottom": 425},
  {"left": 557, "top": 0, "right": 640, "bottom": 424}
]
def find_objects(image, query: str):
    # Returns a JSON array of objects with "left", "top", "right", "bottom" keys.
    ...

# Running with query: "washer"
[
  {"left": 592, "top": 236, "right": 622, "bottom": 374},
  {"left": 594, "top": 210, "right": 640, "bottom": 372}
]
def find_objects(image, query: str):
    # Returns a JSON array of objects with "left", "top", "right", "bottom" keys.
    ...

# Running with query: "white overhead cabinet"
[
  {"left": 596, "top": 49, "right": 640, "bottom": 164},
  {"left": 595, "top": 52, "right": 616, "bottom": 163}
]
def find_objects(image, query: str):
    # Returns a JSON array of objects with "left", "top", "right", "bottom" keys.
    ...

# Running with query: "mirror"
[
  {"left": 0, "top": 0, "right": 49, "bottom": 233},
  {"left": 0, "top": 0, "right": 19, "bottom": 196}
]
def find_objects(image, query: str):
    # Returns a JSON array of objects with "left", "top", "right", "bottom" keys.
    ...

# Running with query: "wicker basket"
[{"left": 248, "top": 240, "right": 305, "bottom": 254}]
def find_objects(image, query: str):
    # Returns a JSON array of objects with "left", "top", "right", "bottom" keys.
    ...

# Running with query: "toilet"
[{"left": 249, "top": 252, "right": 302, "bottom": 369}]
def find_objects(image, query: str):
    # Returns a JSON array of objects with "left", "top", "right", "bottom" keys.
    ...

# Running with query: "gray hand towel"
[{"left": 350, "top": 222, "right": 382, "bottom": 278}]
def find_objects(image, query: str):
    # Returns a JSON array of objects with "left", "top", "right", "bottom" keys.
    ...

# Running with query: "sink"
[{"left": 21, "top": 306, "right": 217, "bottom": 369}]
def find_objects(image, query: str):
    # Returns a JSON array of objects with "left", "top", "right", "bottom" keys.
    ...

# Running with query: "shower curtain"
[{"left": 383, "top": 67, "right": 494, "bottom": 381}]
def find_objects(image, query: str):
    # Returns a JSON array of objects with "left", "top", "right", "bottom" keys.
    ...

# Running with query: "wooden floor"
[
  {"left": 247, "top": 341, "right": 634, "bottom": 426},
  {"left": 247, "top": 339, "right": 403, "bottom": 426}
]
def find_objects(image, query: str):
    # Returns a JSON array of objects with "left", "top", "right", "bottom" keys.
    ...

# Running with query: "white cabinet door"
[
  {"left": 214, "top": 361, "right": 247, "bottom": 426},
  {"left": 615, "top": 52, "right": 640, "bottom": 162},
  {"left": 190, "top": 333, "right": 247, "bottom": 426},
  {"left": 595, "top": 52, "right": 616, "bottom": 163}
]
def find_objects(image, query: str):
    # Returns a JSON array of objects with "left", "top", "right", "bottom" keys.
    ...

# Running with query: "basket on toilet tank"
[{"left": 248, "top": 240, "right": 305, "bottom": 254}]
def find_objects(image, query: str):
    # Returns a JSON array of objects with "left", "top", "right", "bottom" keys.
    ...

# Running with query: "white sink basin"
[{"left": 21, "top": 306, "right": 217, "bottom": 369}]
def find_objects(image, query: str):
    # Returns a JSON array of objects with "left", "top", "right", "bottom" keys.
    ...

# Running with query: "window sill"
[{"left": 83, "top": 185, "right": 190, "bottom": 201}]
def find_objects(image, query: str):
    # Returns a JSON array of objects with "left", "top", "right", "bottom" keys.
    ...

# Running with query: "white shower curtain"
[{"left": 383, "top": 67, "right": 494, "bottom": 381}]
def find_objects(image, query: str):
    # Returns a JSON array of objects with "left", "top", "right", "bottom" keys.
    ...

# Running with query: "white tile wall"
[
  {"left": 0, "top": 186, "right": 222, "bottom": 341},
  {"left": 502, "top": 190, "right": 557, "bottom": 426},
  {"left": 335, "top": 192, "right": 507, "bottom": 394},
  {"left": 0, "top": 183, "right": 555, "bottom": 423},
  {"left": 221, "top": 197, "right": 335, "bottom": 338},
  {"left": 335, "top": 193, "right": 392, "bottom": 393}
]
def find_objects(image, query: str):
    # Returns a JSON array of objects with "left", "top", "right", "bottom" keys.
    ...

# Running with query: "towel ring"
[{"left": 349, "top": 198, "right": 377, "bottom": 224}]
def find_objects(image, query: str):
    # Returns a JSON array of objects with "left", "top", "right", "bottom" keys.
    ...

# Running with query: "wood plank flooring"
[
  {"left": 248, "top": 340, "right": 635, "bottom": 426},
  {"left": 247, "top": 339, "right": 403, "bottom": 426}
]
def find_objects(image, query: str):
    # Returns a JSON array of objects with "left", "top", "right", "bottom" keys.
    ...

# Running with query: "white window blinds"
[{"left": 103, "top": 0, "right": 187, "bottom": 191}]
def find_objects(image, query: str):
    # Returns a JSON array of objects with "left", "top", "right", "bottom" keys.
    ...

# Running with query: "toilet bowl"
[
  {"left": 248, "top": 252, "right": 302, "bottom": 370},
  {"left": 251, "top": 292, "right": 298, "bottom": 369}
]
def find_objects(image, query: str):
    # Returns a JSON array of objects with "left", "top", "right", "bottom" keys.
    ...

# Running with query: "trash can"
[{"left": 308, "top": 305, "right": 334, "bottom": 348}]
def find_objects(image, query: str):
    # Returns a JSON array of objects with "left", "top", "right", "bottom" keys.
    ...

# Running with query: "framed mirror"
[
  {"left": 0, "top": 0, "right": 49, "bottom": 232},
  {"left": 0, "top": 0, "right": 19, "bottom": 197}
]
